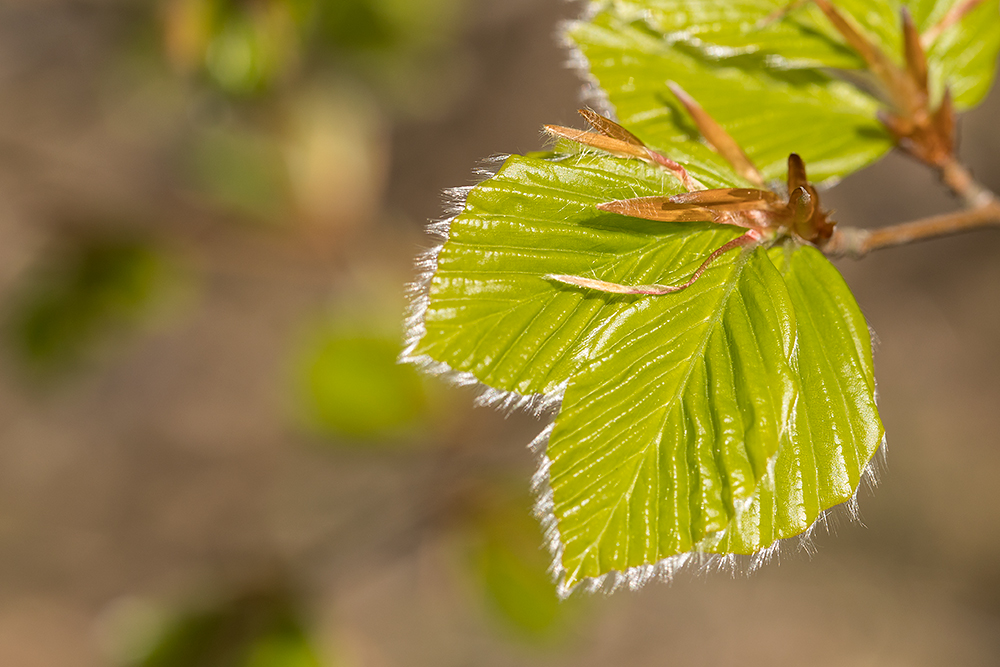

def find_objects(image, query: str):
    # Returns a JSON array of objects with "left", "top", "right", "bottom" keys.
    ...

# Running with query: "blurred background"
[{"left": 0, "top": 1, "right": 997, "bottom": 665}]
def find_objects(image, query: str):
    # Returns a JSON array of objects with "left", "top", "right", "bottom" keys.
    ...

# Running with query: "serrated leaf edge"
[
  {"left": 400, "top": 167, "right": 567, "bottom": 417},
  {"left": 559, "top": 20, "right": 618, "bottom": 121},
  {"left": 401, "top": 165, "right": 887, "bottom": 600},
  {"left": 533, "top": 416, "right": 885, "bottom": 599}
]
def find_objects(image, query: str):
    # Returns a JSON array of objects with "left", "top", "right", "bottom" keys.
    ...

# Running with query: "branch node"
[{"left": 825, "top": 227, "right": 873, "bottom": 258}]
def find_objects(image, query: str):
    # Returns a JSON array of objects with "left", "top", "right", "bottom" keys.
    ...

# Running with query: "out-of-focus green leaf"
[
  {"left": 569, "top": 0, "right": 1000, "bottom": 183},
  {"left": 6, "top": 237, "right": 173, "bottom": 374},
  {"left": 406, "top": 141, "right": 883, "bottom": 594},
  {"left": 923, "top": 0, "right": 1000, "bottom": 108},
  {"left": 243, "top": 634, "right": 323, "bottom": 667},
  {"left": 164, "top": 0, "right": 304, "bottom": 94},
  {"left": 310, "top": 0, "right": 468, "bottom": 115},
  {"left": 470, "top": 488, "right": 582, "bottom": 640},
  {"left": 296, "top": 327, "right": 429, "bottom": 442},
  {"left": 136, "top": 589, "right": 324, "bottom": 667},
  {"left": 160, "top": 0, "right": 468, "bottom": 117},
  {"left": 189, "top": 124, "right": 290, "bottom": 221},
  {"left": 317, "top": 0, "right": 399, "bottom": 52},
  {"left": 315, "top": 0, "right": 464, "bottom": 55}
]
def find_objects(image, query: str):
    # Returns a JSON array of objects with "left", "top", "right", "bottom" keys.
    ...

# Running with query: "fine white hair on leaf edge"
[
  {"left": 402, "top": 351, "right": 563, "bottom": 419},
  {"left": 868, "top": 324, "right": 882, "bottom": 351},
  {"left": 559, "top": 21, "right": 615, "bottom": 119},
  {"left": 401, "top": 154, "right": 572, "bottom": 419},
  {"left": 539, "top": 435, "right": 888, "bottom": 600},
  {"left": 400, "top": 66, "right": 891, "bottom": 598},
  {"left": 400, "top": 156, "right": 510, "bottom": 368},
  {"left": 527, "top": 422, "right": 567, "bottom": 587},
  {"left": 475, "top": 383, "right": 565, "bottom": 418}
]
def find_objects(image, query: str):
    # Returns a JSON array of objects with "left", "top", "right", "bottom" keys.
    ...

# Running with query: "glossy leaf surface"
[
  {"left": 406, "top": 147, "right": 883, "bottom": 594},
  {"left": 568, "top": 12, "right": 890, "bottom": 183},
  {"left": 923, "top": 0, "right": 1000, "bottom": 106},
  {"left": 569, "top": 0, "right": 1000, "bottom": 181}
]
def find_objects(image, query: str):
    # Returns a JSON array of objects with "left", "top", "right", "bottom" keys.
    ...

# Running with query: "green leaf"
[
  {"left": 568, "top": 11, "right": 891, "bottom": 183},
  {"left": 137, "top": 589, "right": 324, "bottom": 667},
  {"left": 6, "top": 236, "right": 175, "bottom": 375},
  {"left": 408, "top": 149, "right": 742, "bottom": 399},
  {"left": 294, "top": 326, "right": 431, "bottom": 442},
  {"left": 713, "top": 245, "right": 883, "bottom": 556},
  {"left": 543, "top": 245, "right": 796, "bottom": 585},
  {"left": 569, "top": 0, "right": 1000, "bottom": 182},
  {"left": 469, "top": 486, "right": 583, "bottom": 640},
  {"left": 923, "top": 0, "right": 1000, "bottom": 107},
  {"left": 588, "top": 0, "right": 1000, "bottom": 106},
  {"left": 596, "top": 0, "right": 876, "bottom": 68},
  {"left": 405, "top": 146, "right": 884, "bottom": 595},
  {"left": 189, "top": 123, "right": 290, "bottom": 221},
  {"left": 244, "top": 635, "right": 323, "bottom": 667},
  {"left": 595, "top": 0, "right": 980, "bottom": 68}
]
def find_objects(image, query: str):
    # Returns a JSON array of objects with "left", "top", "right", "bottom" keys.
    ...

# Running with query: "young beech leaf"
[
  {"left": 568, "top": 11, "right": 890, "bottom": 184},
  {"left": 599, "top": 0, "right": 998, "bottom": 82},
  {"left": 404, "top": 135, "right": 883, "bottom": 596},
  {"left": 569, "top": 0, "right": 1000, "bottom": 182}
]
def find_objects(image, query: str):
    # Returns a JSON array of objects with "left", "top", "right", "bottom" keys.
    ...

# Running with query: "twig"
[
  {"left": 939, "top": 156, "right": 996, "bottom": 208},
  {"left": 826, "top": 147, "right": 1000, "bottom": 258},
  {"left": 825, "top": 200, "right": 1000, "bottom": 257}
]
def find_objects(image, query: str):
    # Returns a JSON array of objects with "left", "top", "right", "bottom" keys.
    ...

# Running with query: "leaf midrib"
[
  {"left": 650, "top": 246, "right": 754, "bottom": 549},
  {"left": 562, "top": 246, "right": 755, "bottom": 576}
]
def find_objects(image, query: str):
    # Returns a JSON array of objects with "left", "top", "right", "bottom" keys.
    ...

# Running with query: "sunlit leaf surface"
[
  {"left": 406, "top": 146, "right": 883, "bottom": 594},
  {"left": 923, "top": 0, "right": 1000, "bottom": 107},
  {"left": 568, "top": 12, "right": 890, "bottom": 183},
  {"left": 408, "top": 0, "right": 997, "bottom": 596},
  {"left": 569, "top": 0, "right": 1000, "bottom": 182}
]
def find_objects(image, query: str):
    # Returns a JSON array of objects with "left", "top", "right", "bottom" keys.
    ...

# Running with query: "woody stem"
[
  {"left": 825, "top": 199, "right": 1000, "bottom": 257},
  {"left": 939, "top": 156, "right": 997, "bottom": 208}
]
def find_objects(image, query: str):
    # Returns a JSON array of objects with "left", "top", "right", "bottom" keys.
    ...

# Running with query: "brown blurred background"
[{"left": 0, "top": 1, "right": 997, "bottom": 665}]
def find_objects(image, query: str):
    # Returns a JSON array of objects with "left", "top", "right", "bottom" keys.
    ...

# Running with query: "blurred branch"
[
  {"left": 939, "top": 156, "right": 997, "bottom": 209},
  {"left": 826, "top": 200, "right": 1000, "bottom": 257}
]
